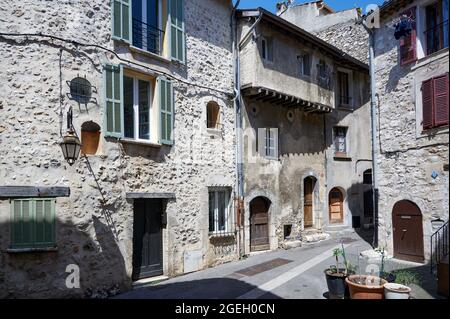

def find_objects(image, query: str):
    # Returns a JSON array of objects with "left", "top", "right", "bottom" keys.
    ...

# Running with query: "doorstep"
[{"left": 132, "top": 275, "right": 169, "bottom": 289}]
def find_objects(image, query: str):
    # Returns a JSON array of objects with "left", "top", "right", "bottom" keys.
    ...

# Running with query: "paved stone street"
[{"left": 116, "top": 232, "right": 442, "bottom": 299}]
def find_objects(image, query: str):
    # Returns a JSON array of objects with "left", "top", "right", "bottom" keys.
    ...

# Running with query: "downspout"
[
  {"left": 360, "top": 17, "right": 379, "bottom": 248},
  {"left": 231, "top": 0, "right": 243, "bottom": 257}
]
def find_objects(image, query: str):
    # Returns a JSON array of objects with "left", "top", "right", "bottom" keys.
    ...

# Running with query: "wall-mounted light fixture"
[{"left": 60, "top": 106, "right": 81, "bottom": 166}]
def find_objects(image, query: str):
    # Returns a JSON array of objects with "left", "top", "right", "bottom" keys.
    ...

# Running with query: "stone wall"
[
  {"left": 0, "top": 0, "right": 236, "bottom": 298},
  {"left": 374, "top": 0, "right": 449, "bottom": 259}
]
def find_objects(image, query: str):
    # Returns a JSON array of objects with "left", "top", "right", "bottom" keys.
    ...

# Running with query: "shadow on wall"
[
  {"left": 0, "top": 215, "right": 129, "bottom": 299},
  {"left": 345, "top": 181, "right": 375, "bottom": 247},
  {"left": 115, "top": 277, "right": 282, "bottom": 299}
]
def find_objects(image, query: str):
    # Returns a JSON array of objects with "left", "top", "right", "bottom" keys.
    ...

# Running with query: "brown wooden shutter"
[
  {"left": 433, "top": 73, "right": 449, "bottom": 127},
  {"left": 400, "top": 7, "right": 417, "bottom": 66},
  {"left": 422, "top": 78, "right": 434, "bottom": 130}
]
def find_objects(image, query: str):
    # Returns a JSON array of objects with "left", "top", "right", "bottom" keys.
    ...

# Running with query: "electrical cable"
[{"left": 0, "top": 32, "right": 235, "bottom": 98}]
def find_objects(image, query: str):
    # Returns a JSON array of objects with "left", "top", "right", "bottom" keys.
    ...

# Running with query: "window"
[
  {"left": 422, "top": 73, "right": 449, "bottom": 130},
  {"left": 258, "top": 128, "right": 279, "bottom": 159},
  {"left": 334, "top": 127, "right": 347, "bottom": 156},
  {"left": 208, "top": 188, "right": 232, "bottom": 235},
  {"left": 103, "top": 64, "right": 174, "bottom": 145},
  {"left": 112, "top": 0, "right": 185, "bottom": 60},
  {"left": 261, "top": 37, "right": 273, "bottom": 62},
  {"left": 298, "top": 52, "right": 311, "bottom": 77},
  {"left": 132, "top": 0, "right": 163, "bottom": 55},
  {"left": 124, "top": 76, "right": 151, "bottom": 141},
  {"left": 338, "top": 71, "right": 350, "bottom": 106},
  {"left": 399, "top": 7, "right": 417, "bottom": 65},
  {"left": 317, "top": 60, "right": 331, "bottom": 89},
  {"left": 363, "top": 169, "right": 372, "bottom": 185},
  {"left": 425, "top": 0, "right": 449, "bottom": 56},
  {"left": 206, "top": 101, "right": 220, "bottom": 129},
  {"left": 11, "top": 199, "right": 56, "bottom": 249}
]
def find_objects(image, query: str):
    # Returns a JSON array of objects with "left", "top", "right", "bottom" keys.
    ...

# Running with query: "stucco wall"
[
  {"left": 0, "top": 0, "right": 236, "bottom": 298},
  {"left": 374, "top": 0, "right": 449, "bottom": 259}
]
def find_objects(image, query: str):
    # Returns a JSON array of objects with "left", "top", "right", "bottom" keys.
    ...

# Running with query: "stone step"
[{"left": 303, "top": 232, "right": 331, "bottom": 243}]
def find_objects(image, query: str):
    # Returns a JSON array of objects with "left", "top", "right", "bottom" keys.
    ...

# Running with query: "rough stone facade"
[
  {"left": 0, "top": 0, "right": 236, "bottom": 298},
  {"left": 374, "top": 0, "right": 449, "bottom": 260},
  {"left": 237, "top": 8, "right": 371, "bottom": 254}
]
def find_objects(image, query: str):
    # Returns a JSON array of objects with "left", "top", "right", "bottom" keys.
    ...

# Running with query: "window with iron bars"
[{"left": 208, "top": 188, "right": 234, "bottom": 236}]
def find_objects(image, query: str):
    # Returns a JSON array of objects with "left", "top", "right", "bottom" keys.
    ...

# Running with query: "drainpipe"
[{"left": 364, "top": 24, "right": 379, "bottom": 248}]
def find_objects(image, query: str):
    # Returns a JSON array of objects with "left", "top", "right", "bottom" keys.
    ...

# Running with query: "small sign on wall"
[{"left": 184, "top": 250, "right": 203, "bottom": 274}]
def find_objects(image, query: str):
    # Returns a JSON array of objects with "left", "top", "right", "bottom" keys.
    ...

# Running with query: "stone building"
[
  {"left": 0, "top": 0, "right": 237, "bottom": 298},
  {"left": 278, "top": 1, "right": 374, "bottom": 237},
  {"left": 236, "top": 7, "right": 371, "bottom": 254},
  {"left": 372, "top": 0, "right": 449, "bottom": 262}
]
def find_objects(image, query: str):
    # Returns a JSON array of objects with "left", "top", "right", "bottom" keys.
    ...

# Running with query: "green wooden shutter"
[
  {"left": 112, "top": 0, "right": 131, "bottom": 42},
  {"left": 34, "top": 199, "right": 55, "bottom": 248},
  {"left": 104, "top": 64, "right": 123, "bottom": 138},
  {"left": 169, "top": 0, "right": 185, "bottom": 63},
  {"left": 158, "top": 77, "right": 174, "bottom": 145}
]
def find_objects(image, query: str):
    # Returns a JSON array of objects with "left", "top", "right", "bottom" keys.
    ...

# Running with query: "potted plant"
[
  {"left": 384, "top": 270, "right": 420, "bottom": 299},
  {"left": 346, "top": 274, "right": 387, "bottom": 299},
  {"left": 324, "top": 245, "right": 356, "bottom": 299}
]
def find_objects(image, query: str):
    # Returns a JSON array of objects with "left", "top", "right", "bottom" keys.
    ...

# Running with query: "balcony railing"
[
  {"left": 132, "top": 18, "right": 164, "bottom": 56},
  {"left": 425, "top": 20, "right": 449, "bottom": 56}
]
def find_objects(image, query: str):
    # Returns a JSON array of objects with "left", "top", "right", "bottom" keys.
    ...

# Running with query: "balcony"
[
  {"left": 132, "top": 18, "right": 164, "bottom": 56},
  {"left": 425, "top": 20, "right": 449, "bottom": 56}
]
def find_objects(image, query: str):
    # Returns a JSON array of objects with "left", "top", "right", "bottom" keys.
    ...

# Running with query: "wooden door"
[
  {"left": 250, "top": 197, "right": 270, "bottom": 252},
  {"left": 393, "top": 200, "right": 424, "bottom": 263},
  {"left": 304, "top": 178, "right": 314, "bottom": 227},
  {"left": 132, "top": 199, "right": 163, "bottom": 281},
  {"left": 329, "top": 188, "right": 344, "bottom": 224}
]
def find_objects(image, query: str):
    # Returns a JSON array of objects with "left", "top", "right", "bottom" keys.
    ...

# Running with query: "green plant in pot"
[
  {"left": 384, "top": 270, "right": 420, "bottom": 299},
  {"left": 376, "top": 247, "right": 396, "bottom": 283},
  {"left": 324, "top": 245, "right": 356, "bottom": 299}
]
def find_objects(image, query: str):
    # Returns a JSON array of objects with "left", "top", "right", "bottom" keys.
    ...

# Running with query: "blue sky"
[{"left": 236, "top": 0, "right": 385, "bottom": 13}]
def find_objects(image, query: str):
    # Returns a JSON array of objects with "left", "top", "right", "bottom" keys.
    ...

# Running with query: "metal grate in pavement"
[{"left": 233, "top": 258, "right": 293, "bottom": 277}]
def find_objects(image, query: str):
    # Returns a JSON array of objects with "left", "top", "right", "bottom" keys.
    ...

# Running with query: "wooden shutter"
[
  {"left": 104, "top": 64, "right": 123, "bottom": 138},
  {"left": 422, "top": 78, "right": 434, "bottom": 129},
  {"left": 433, "top": 73, "right": 449, "bottom": 126},
  {"left": 10, "top": 199, "right": 55, "bottom": 248},
  {"left": 169, "top": 0, "right": 185, "bottom": 62},
  {"left": 399, "top": 7, "right": 417, "bottom": 66},
  {"left": 271, "top": 128, "right": 279, "bottom": 159},
  {"left": 34, "top": 199, "right": 55, "bottom": 248},
  {"left": 158, "top": 77, "right": 174, "bottom": 145},
  {"left": 112, "top": 0, "right": 131, "bottom": 42}
]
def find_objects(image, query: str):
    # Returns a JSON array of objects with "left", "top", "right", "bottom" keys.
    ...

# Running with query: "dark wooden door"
[
  {"left": 393, "top": 200, "right": 424, "bottom": 263},
  {"left": 304, "top": 178, "right": 314, "bottom": 227},
  {"left": 132, "top": 199, "right": 163, "bottom": 281},
  {"left": 250, "top": 197, "right": 270, "bottom": 252},
  {"left": 329, "top": 188, "right": 344, "bottom": 224}
]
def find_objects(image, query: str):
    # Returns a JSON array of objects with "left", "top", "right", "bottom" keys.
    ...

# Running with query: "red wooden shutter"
[
  {"left": 422, "top": 78, "right": 434, "bottom": 130},
  {"left": 400, "top": 7, "right": 417, "bottom": 66},
  {"left": 434, "top": 73, "right": 449, "bottom": 127}
]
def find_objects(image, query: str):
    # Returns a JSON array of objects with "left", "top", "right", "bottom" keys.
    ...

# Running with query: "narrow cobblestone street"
[{"left": 116, "top": 232, "right": 442, "bottom": 299}]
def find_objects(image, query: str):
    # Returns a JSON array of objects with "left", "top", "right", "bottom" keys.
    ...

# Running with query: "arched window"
[
  {"left": 206, "top": 101, "right": 220, "bottom": 129},
  {"left": 81, "top": 121, "right": 101, "bottom": 155}
]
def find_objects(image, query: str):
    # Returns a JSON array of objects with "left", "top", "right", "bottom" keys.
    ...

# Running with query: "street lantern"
[{"left": 60, "top": 106, "right": 82, "bottom": 166}]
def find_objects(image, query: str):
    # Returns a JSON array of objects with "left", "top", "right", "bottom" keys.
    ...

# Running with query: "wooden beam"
[
  {"left": 126, "top": 192, "right": 176, "bottom": 199},
  {"left": 0, "top": 186, "right": 70, "bottom": 198}
]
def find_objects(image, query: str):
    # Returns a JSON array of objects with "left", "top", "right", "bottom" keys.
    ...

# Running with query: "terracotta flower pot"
[{"left": 345, "top": 275, "right": 387, "bottom": 299}]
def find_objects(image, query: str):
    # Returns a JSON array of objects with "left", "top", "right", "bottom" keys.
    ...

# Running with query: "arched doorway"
[
  {"left": 392, "top": 200, "right": 424, "bottom": 262},
  {"left": 250, "top": 197, "right": 270, "bottom": 252},
  {"left": 304, "top": 177, "right": 317, "bottom": 228},
  {"left": 329, "top": 188, "right": 344, "bottom": 224}
]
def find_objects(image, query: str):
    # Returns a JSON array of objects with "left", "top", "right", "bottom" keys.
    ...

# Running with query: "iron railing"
[
  {"left": 431, "top": 220, "right": 449, "bottom": 274},
  {"left": 132, "top": 18, "right": 164, "bottom": 55},
  {"left": 425, "top": 20, "right": 449, "bottom": 56}
]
